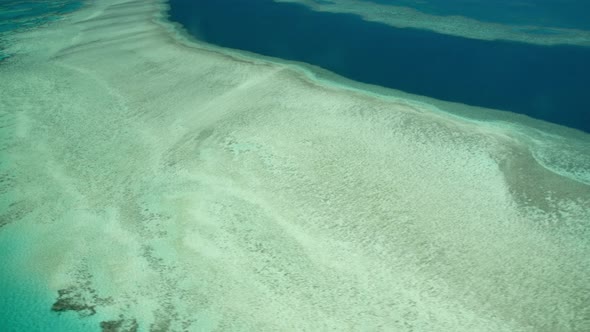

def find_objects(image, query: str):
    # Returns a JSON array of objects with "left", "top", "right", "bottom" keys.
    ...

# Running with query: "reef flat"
[{"left": 0, "top": 0, "right": 589, "bottom": 331}]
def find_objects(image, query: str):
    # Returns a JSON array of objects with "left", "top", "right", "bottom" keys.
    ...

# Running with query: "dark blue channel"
[{"left": 167, "top": 0, "right": 590, "bottom": 132}]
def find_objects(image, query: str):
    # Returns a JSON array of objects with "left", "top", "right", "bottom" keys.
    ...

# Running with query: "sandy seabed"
[{"left": 0, "top": 0, "right": 589, "bottom": 331}]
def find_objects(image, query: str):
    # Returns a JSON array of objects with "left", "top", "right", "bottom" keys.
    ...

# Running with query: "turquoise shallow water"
[
  {"left": 0, "top": 225, "right": 96, "bottom": 332},
  {"left": 0, "top": 0, "right": 82, "bottom": 33},
  {"left": 1, "top": 1, "right": 88, "bottom": 330},
  {"left": 0, "top": 0, "right": 83, "bottom": 61}
]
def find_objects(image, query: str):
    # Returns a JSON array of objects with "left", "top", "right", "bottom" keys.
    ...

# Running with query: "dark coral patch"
[
  {"left": 100, "top": 317, "right": 138, "bottom": 332},
  {"left": 51, "top": 287, "right": 97, "bottom": 316}
]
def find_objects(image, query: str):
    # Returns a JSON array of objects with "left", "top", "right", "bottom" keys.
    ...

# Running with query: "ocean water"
[
  {"left": 0, "top": 0, "right": 82, "bottom": 61},
  {"left": 167, "top": 0, "right": 590, "bottom": 133},
  {"left": 1, "top": 0, "right": 589, "bottom": 330},
  {"left": 366, "top": 0, "right": 590, "bottom": 30},
  {"left": 1, "top": 1, "right": 88, "bottom": 330},
  {"left": 0, "top": 224, "right": 97, "bottom": 332}
]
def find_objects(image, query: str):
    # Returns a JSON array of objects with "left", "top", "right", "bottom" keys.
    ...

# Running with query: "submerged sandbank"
[
  {"left": 0, "top": 0, "right": 588, "bottom": 330},
  {"left": 274, "top": 0, "right": 590, "bottom": 46}
]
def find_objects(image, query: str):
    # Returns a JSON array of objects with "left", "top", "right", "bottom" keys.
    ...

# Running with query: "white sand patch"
[{"left": 0, "top": 0, "right": 588, "bottom": 330}]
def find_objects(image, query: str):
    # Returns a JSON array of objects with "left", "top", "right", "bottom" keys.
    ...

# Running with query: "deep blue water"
[
  {"left": 366, "top": 0, "right": 590, "bottom": 30},
  {"left": 168, "top": 0, "right": 590, "bottom": 133}
]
